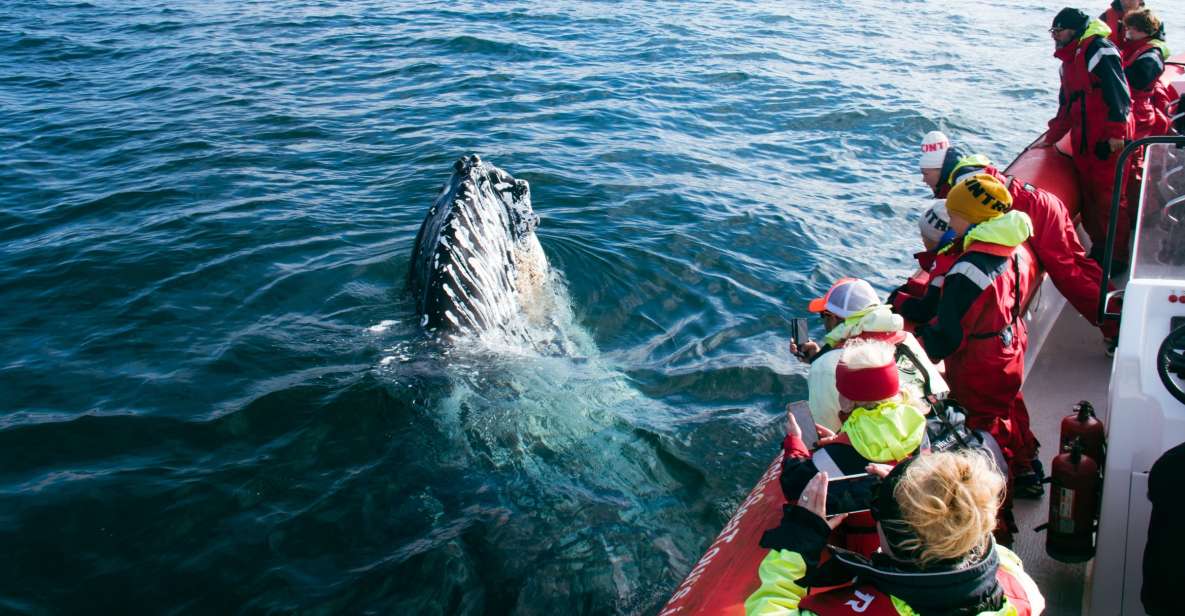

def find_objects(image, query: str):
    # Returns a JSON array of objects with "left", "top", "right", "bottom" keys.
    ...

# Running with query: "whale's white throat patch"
[{"left": 409, "top": 155, "right": 567, "bottom": 352}]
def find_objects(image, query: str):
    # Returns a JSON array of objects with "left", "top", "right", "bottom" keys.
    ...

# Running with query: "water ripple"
[{"left": 4, "top": 0, "right": 1184, "bottom": 612}]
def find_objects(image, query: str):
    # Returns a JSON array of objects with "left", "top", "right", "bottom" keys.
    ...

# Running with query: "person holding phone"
[
  {"left": 747, "top": 451, "right": 1044, "bottom": 616},
  {"left": 780, "top": 339, "right": 929, "bottom": 558},
  {"left": 790, "top": 277, "right": 946, "bottom": 435}
]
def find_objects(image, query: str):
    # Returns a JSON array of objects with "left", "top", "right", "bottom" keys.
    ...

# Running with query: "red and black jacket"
[
  {"left": 1047, "top": 23, "right": 1133, "bottom": 157},
  {"left": 1123, "top": 37, "right": 1172, "bottom": 139},
  {"left": 915, "top": 240, "right": 1030, "bottom": 362}
]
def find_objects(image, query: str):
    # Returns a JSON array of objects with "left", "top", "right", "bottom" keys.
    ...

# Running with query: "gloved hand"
[{"left": 1094, "top": 140, "right": 1112, "bottom": 161}]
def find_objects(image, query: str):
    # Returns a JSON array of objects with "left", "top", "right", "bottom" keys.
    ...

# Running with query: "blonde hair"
[{"left": 891, "top": 450, "right": 1004, "bottom": 566}]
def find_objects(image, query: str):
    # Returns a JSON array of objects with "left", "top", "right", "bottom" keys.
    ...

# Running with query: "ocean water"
[{"left": 2, "top": 1, "right": 1183, "bottom": 613}]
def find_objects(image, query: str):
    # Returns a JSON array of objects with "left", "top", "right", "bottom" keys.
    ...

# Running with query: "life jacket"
[
  {"left": 896, "top": 259, "right": 932, "bottom": 303},
  {"left": 822, "top": 306, "right": 906, "bottom": 348},
  {"left": 807, "top": 307, "right": 947, "bottom": 432},
  {"left": 959, "top": 243, "right": 1028, "bottom": 346},
  {"left": 796, "top": 546, "right": 1039, "bottom": 616},
  {"left": 1123, "top": 37, "right": 1173, "bottom": 139},
  {"left": 953, "top": 213, "right": 1036, "bottom": 348},
  {"left": 1053, "top": 19, "right": 1133, "bottom": 155}
]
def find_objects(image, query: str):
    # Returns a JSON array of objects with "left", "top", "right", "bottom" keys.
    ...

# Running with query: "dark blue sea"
[{"left": 3, "top": 1, "right": 1183, "bottom": 613}]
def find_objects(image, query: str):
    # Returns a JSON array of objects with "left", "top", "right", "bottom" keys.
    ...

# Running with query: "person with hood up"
[
  {"left": 909, "top": 175, "right": 1041, "bottom": 500},
  {"left": 746, "top": 450, "right": 1045, "bottom": 616},
  {"left": 1035, "top": 8, "right": 1135, "bottom": 268},
  {"left": 913, "top": 131, "right": 1120, "bottom": 353},
  {"left": 780, "top": 339, "right": 930, "bottom": 558},
  {"left": 790, "top": 278, "right": 947, "bottom": 435}
]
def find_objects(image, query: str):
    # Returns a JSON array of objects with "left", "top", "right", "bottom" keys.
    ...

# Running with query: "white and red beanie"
[
  {"left": 918, "top": 200, "right": 950, "bottom": 245},
  {"left": 919, "top": 131, "right": 950, "bottom": 170},
  {"left": 835, "top": 340, "right": 900, "bottom": 403}
]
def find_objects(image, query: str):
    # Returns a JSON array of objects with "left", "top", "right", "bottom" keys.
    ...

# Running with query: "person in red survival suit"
[
  {"left": 747, "top": 452, "right": 1045, "bottom": 616},
  {"left": 1120, "top": 9, "right": 1172, "bottom": 233},
  {"left": 1034, "top": 8, "right": 1135, "bottom": 269},
  {"left": 1123, "top": 9, "right": 1172, "bottom": 140},
  {"left": 909, "top": 176, "right": 1040, "bottom": 505},
  {"left": 1101, "top": 0, "right": 1145, "bottom": 47},
  {"left": 917, "top": 133, "right": 1121, "bottom": 352},
  {"left": 779, "top": 339, "right": 928, "bottom": 558}
]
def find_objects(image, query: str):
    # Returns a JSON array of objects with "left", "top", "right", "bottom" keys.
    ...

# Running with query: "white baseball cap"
[
  {"left": 919, "top": 200, "right": 951, "bottom": 245},
  {"left": 808, "top": 278, "right": 881, "bottom": 318},
  {"left": 920, "top": 131, "right": 950, "bottom": 170}
]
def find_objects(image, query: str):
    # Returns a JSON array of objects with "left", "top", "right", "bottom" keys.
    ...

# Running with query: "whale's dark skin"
[{"left": 408, "top": 155, "right": 543, "bottom": 336}]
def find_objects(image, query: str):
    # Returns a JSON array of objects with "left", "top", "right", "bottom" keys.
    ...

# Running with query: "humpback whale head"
[{"left": 408, "top": 155, "right": 548, "bottom": 338}]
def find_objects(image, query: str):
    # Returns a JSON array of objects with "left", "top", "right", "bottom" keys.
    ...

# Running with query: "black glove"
[{"left": 1095, "top": 140, "right": 1112, "bottom": 161}]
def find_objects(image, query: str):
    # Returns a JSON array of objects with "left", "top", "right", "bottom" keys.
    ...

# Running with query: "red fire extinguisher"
[
  {"left": 1045, "top": 438, "right": 1100, "bottom": 563},
  {"left": 1060, "top": 400, "right": 1105, "bottom": 464}
]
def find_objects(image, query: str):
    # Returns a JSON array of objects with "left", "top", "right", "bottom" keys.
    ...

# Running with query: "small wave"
[
  {"left": 699, "top": 70, "right": 752, "bottom": 84},
  {"left": 426, "top": 35, "right": 558, "bottom": 61},
  {"left": 119, "top": 21, "right": 186, "bottom": 34}
]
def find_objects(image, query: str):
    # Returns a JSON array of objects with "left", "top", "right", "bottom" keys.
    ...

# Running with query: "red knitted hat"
[{"left": 835, "top": 358, "right": 899, "bottom": 402}]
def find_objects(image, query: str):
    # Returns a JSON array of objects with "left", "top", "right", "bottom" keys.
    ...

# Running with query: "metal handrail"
[
  {"left": 1164, "top": 194, "right": 1185, "bottom": 225},
  {"left": 1098, "top": 135, "right": 1185, "bottom": 323}
]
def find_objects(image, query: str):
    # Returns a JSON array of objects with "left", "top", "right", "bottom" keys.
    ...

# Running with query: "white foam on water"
[{"left": 367, "top": 319, "right": 398, "bottom": 334}]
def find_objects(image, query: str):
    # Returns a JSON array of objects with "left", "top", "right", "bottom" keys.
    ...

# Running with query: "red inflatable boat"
[{"left": 658, "top": 54, "right": 1185, "bottom": 616}]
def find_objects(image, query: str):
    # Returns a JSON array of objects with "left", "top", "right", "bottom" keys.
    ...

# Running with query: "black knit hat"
[{"left": 1052, "top": 8, "right": 1090, "bottom": 33}]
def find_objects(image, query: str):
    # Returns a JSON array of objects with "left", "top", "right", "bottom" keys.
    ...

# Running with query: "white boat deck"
[{"left": 1014, "top": 293, "right": 1114, "bottom": 615}]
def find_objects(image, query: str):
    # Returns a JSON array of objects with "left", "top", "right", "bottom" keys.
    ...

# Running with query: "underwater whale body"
[{"left": 408, "top": 154, "right": 549, "bottom": 338}]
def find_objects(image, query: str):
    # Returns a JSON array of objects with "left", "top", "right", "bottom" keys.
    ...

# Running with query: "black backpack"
[
  {"left": 894, "top": 342, "right": 1004, "bottom": 463},
  {"left": 923, "top": 397, "right": 980, "bottom": 453}
]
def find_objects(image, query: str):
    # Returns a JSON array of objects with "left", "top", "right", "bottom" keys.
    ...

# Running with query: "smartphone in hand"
[
  {"left": 790, "top": 317, "right": 809, "bottom": 355},
  {"left": 825, "top": 473, "right": 880, "bottom": 515},
  {"left": 788, "top": 401, "right": 819, "bottom": 450}
]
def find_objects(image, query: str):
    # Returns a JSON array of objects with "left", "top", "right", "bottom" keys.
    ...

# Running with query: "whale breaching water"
[{"left": 408, "top": 155, "right": 550, "bottom": 340}]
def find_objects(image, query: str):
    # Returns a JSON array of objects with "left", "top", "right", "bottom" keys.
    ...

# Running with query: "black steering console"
[{"left": 1157, "top": 323, "right": 1185, "bottom": 406}]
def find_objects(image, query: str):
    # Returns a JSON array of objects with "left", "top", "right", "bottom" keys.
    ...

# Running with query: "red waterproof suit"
[
  {"left": 1047, "top": 21, "right": 1134, "bottom": 262},
  {"left": 948, "top": 241, "right": 1038, "bottom": 474},
  {"left": 982, "top": 166, "right": 1119, "bottom": 340},
  {"left": 1100, "top": 2, "right": 1130, "bottom": 49},
  {"left": 916, "top": 228, "right": 1039, "bottom": 476},
  {"left": 890, "top": 247, "right": 959, "bottom": 319},
  {"left": 1123, "top": 38, "right": 1172, "bottom": 141}
]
